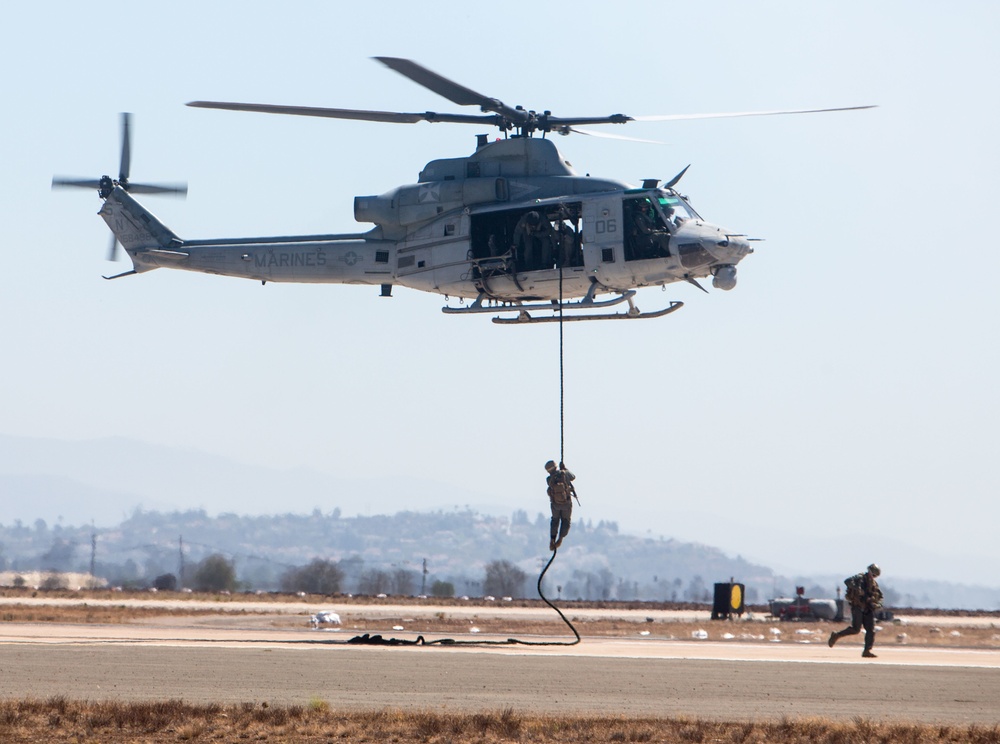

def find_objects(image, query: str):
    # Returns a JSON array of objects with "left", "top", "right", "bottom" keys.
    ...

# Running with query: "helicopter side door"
[{"left": 581, "top": 196, "right": 627, "bottom": 286}]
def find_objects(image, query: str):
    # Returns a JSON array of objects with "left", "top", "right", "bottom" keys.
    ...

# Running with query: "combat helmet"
[{"left": 867, "top": 563, "right": 881, "bottom": 577}]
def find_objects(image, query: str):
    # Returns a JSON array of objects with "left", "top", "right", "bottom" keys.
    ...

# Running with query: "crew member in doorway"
[
  {"left": 545, "top": 460, "right": 577, "bottom": 551},
  {"left": 828, "top": 563, "right": 884, "bottom": 658},
  {"left": 513, "top": 211, "right": 557, "bottom": 271}
]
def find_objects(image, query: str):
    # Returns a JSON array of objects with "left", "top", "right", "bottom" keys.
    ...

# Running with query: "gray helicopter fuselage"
[{"left": 101, "top": 137, "right": 751, "bottom": 300}]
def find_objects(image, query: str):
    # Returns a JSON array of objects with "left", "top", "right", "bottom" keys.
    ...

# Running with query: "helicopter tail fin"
[
  {"left": 98, "top": 187, "right": 184, "bottom": 275},
  {"left": 99, "top": 186, "right": 180, "bottom": 251}
]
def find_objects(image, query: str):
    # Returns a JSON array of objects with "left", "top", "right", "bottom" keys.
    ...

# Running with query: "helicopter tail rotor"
[{"left": 52, "top": 113, "right": 187, "bottom": 260}]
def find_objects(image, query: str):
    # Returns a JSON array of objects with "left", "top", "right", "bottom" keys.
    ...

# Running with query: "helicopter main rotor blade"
[
  {"left": 189, "top": 60, "right": 875, "bottom": 139},
  {"left": 633, "top": 105, "right": 876, "bottom": 122},
  {"left": 119, "top": 112, "right": 132, "bottom": 183},
  {"left": 187, "top": 100, "right": 497, "bottom": 126},
  {"left": 569, "top": 127, "right": 665, "bottom": 144},
  {"left": 374, "top": 56, "right": 527, "bottom": 123}
]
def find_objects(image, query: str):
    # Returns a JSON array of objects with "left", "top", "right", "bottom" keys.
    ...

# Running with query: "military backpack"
[
  {"left": 844, "top": 573, "right": 865, "bottom": 605},
  {"left": 547, "top": 472, "right": 572, "bottom": 505}
]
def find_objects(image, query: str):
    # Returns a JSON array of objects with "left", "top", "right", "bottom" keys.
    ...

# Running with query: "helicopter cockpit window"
[
  {"left": 657, "top": 194, "right": 699, "bottom": 227},
  {"left": 624, "top": 197, "right": 671, "bottom": 262}
]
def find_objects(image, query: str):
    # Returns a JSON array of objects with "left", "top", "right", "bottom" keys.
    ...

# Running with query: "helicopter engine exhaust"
[{"left": 712, "top": 265, "right": 737, "bottom": 291}]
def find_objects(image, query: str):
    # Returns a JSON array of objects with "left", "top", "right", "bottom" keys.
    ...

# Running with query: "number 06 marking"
[{"left": 594, "top": 219, "right": 617, "bottom": 234}]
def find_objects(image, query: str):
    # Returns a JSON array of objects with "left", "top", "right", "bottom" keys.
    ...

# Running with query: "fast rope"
[
  {"left": 338, "top": 549, "right": 578, "bottom": 647},
  {"left": 558, "top": 264, "right": 565, "bottom": 465},
  {"left": 164, "top": 548, "right": 579, "bottom": 648}
]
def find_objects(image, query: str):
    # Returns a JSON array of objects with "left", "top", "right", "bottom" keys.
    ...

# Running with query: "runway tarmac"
[{"left": 1, "top": 620, "right": 999, "bottom": 723}]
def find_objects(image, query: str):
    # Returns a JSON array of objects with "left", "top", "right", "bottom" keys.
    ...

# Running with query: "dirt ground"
[
  {"left": 1, "top": 596, "right": 999, "bottom": 726},
  {"left": 4, "top": 591, "right": 998, "bottom": 650}
]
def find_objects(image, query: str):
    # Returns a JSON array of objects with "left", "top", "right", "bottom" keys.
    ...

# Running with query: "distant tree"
[
  {"left": 511, "top": 510, "right": 530, "bottom": 526},
  {"left": 483, "top": 559, "right": 527, "bottom": 598},
  {"left": 337, "top": 555, "right": 366, "bottom": 592},
  {"left": 280, "top": 559, "right": 344, "bottom": 595},
  {"left": 40, "top": 539, "right": 77, "bottom": 572},
  {"left": 192, "top": 554, "right": 237, "bottom": 593},
  {"left": 391, "top": 568, "right": 416, "bottom": 596},
  {"left": 357, "top": 568, "right": 391, "bottom": 595},
  {"left": 153, "top": 573, "right": 178, "bottom": 591},
  {"left": 12, "top": 575, "right": 26, "bottom": 588},
  {"left": 40, "top": 573, "right": 66, "bottom": 590},
  {"left": 431, "top": 580, "right": 455, "bottom": 598},
  {"left": 114, "top": 559, "right": 141, "bottom": 586},
  {"left": 240, "top": 559, "right": 281, "bottom": 591},
  {"left": 685, "top": 575, "right": 707, "bottom": 603}
]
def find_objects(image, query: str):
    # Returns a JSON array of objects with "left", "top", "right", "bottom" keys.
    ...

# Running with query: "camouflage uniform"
[
  {"left": 546, "top": 461, "right": 576, "bottom": 551},
  {"left": 828, "top": 564, "right": 883, "bottom": 657}
]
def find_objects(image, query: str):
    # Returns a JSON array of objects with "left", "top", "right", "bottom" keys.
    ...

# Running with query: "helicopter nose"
[{"left": 713, "top": 233, "right": 752, "bottom": 261}]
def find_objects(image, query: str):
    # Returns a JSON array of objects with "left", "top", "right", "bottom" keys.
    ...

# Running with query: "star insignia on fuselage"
[{"left": 342, "top": 251, "right": 360, "bottom": 266}]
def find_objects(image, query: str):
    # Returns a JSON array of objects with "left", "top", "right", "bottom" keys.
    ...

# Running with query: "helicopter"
[{"left": 53, "top": 57, "right": 873, "bottom": 324}]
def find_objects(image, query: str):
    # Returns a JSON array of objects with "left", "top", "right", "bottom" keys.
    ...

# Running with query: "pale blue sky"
[{"left": 2, "top": 2, "right": 998, "bottom": 585}]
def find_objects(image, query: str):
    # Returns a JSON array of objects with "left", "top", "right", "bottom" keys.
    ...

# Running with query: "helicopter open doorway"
[{"left": 468, "top": 203, "right": 585, "bottom": 290}]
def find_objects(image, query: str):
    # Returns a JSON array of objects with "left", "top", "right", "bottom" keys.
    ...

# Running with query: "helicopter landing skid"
[
  {"left": 443, "top": 289, "right": 636, "bottom": 316},
  {"left": 441, "top": 291, "right": 683, "bottom": 323},
  {"left": 492, "top": 298, "right": 683, "bottom": 324}
]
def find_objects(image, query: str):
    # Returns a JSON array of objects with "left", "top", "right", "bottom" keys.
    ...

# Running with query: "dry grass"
[
  {"left": 1, "top": 699, "right": 999, "bottom": 743},
  {"left": 0, "top": 605, "right": 250, "bottom": 624}
]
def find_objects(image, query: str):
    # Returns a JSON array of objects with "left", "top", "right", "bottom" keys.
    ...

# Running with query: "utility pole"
[
  {"left": 90, "top": 529, "right": 97, "bottom": 588},
  {"left": 421, "top": 558, "right": 428, "bottom": 596},
  {"left": 178, "top": 535, "right": 185, "bottom": 590}
]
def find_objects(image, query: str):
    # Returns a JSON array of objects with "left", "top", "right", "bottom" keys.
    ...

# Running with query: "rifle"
[
  {"left": 556, "top": 462, "right": 581, "bottom": 506},
  {"left": 568, "top": 478, "right": 581, "bottom": 506}
]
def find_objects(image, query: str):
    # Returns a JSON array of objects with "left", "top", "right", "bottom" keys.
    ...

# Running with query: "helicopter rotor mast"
[{"left": 374, "top": 56, "right": 634, "bottom": 137}]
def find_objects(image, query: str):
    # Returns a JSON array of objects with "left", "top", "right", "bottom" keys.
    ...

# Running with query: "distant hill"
[
  {"left": 1, "top": 506, "right": 998, "bottom": 609},
  {"left": 2, "top": 435, "right": 999, "bottom": 609}
]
